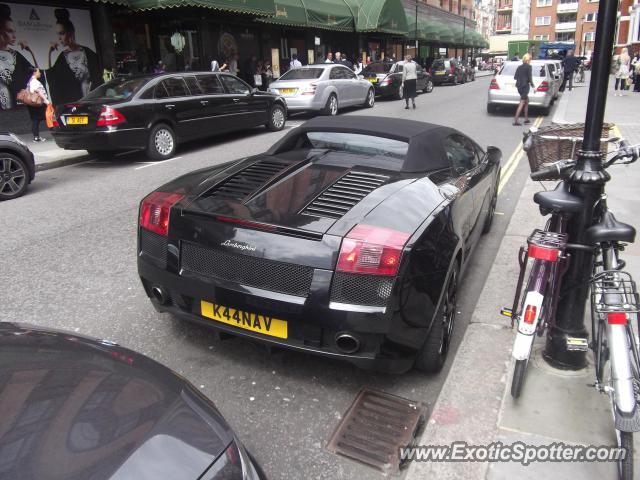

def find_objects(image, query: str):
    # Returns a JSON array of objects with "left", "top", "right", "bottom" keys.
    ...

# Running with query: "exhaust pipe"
[
  {"left": 151, "top": 285, "right": 169, "bottom": 305},
  {"left": 335, "top": 333, "right": 361, "bottom": 354}
]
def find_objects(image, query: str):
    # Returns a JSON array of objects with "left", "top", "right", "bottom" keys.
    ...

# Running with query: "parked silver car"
[
  {"left": 268, "top": 64, "right": 375, "bottom": 115},
  {"left": 487, "top": 61, "right": 556, "bottom": 115},
  {"left": 540, "top": 59, "right": 562, "bottom": 99}
]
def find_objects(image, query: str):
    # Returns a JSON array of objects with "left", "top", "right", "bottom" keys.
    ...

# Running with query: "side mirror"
[{"left": 486, "top": 146, "right": 502, "bottom": 165}]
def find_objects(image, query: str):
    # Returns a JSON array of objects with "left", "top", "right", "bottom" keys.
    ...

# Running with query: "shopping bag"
[{"left": 45, "top": 104, "right": 55, "bottom": 128}]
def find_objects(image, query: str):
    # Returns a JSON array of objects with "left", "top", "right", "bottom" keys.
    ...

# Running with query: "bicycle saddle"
[
  {"left": 533, "top": 182, "right": 583, "bottom": 214},
  {"left": 585, "top": 210, "right": 636, "bottom": 244}
]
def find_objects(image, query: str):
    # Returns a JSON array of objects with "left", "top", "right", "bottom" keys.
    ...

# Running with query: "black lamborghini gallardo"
[{"left": 137, "top": 116, "right": 501, "bottom": 373}]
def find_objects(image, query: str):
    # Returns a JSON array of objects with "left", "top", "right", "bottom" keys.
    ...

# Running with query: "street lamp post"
[{"left": 543, "top": 0, "right": 619, "bottom": 369}]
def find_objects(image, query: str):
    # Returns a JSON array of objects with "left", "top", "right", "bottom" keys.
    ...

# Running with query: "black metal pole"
[
  {"left": 544, "top": 0, "right": 618, "bottom": 370},
  {"left": 415, "top": 0, "right": 418, "bottom": 57}
]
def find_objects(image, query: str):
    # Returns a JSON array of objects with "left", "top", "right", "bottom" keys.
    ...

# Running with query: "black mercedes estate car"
[
  {"left": 51, "top": 73, "right": 288, "bottom": 161},
  {"left": 0, "top": 322, "right": 263, "bottom": 480},
  {"left": 361, "top": 61, "right": 433, "bottom": 99},
  {"left": 137, "top": 116, "right": 501, "bottom": 374}
]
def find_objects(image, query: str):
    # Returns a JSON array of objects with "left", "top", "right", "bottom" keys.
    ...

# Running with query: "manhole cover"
[{"left": 326, "top": 388, "right": 427, "bottom": 475}]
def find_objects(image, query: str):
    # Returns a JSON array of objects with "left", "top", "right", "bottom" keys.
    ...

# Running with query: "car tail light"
[
  {"left": 527, "top": 244, "right": 559, "bottom": 262},
  {"left": 301, "top": 83, "right": 317, "bottom": 95},
  {"left": 523, "top": 305, "right": 537, "bottom": 324},
  {"left": 96, "top": 105, "right": 126, "bottom": 126},
  {"left": 336, "top": 225, "right": 410, "bottom": 276},
  {"left": 139, "top": 191, "right": 184, "bottom": 236},
  {"left": 380, "top": 77, "right": 390, "bottom": 86},
  {"left": 607, "top": 312, "right": 628, "bottom": 325},
  {"left": 536, "top": 81, "right": 550, "bottom": 92},
  {"left": 489, "top": 79, "right": 500, "bottom": 90}
]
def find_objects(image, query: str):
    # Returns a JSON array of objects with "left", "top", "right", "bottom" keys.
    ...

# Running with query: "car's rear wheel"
[
  {"left": 415, "top": 263, "right": 459, "bottom": 373},
  {"left": 424, "top": 80, "right": 434, "bottom": 93},
  {"left": 323, "top": 94, "right": 339, "bottom": 116},
  {"left": 0, "top": 153, "right": 28, "bottom": 201},
  {"left": 146, "top": 124, "right": 176, "bottom": 161},
  {"left": 363, "top": 88, "right": 375, "bottom": 108},
  {"left": 266, "top": 104, "right": 286, "bottom": 131}
]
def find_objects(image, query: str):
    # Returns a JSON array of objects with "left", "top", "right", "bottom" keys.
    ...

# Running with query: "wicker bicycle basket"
[{"left": 523, "top": 122, "right": 612, "bottom": 173}]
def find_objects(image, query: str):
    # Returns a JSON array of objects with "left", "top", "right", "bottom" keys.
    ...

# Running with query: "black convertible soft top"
[{"left": 268, "top": 116, "right": 455, "bottom": 173}]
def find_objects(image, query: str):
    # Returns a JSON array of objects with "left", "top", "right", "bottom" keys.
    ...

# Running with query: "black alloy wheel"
[
  {"left": 415, "top": 263, "right": 459, "bottom": 373},
  {"left": 0, "top": 153, "right": 28, "bottom": 201},
  {"left": 266, "top": 104, "right": 286, "bottom": 131}
]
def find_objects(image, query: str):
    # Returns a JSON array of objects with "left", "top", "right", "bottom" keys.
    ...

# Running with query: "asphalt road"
[{"left": 0, "top": 75, "right": 549, "bottom": 479}]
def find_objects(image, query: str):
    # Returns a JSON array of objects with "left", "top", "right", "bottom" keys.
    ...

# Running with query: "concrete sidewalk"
[
  {"left": 18, "top": 130, "right": 91, "bottom": 172},
  {"left": 406, "top": 74, "right": 640, "bottom": 479}
]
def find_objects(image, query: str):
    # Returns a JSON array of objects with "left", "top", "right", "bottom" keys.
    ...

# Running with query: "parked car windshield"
[
  {"left": 363, "top": 62, "right": 393, "bottom": 74},
  {"left": 279, "top": 68, "right": 324, "bottom": 80},
  {"left": 83, "top": 77, "right": 148, "bottom": 101},
  {"left": 306, "top": 132, "right": 408, "bottom": 160}
]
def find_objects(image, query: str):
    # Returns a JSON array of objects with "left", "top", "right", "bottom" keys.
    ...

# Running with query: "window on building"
[
  {"left": 537, "top": 0, "right": 552, "bottom": 6},
  {"left": 585, "top": 13, "right": 598, "bottom": 22},
  {"left": 559, "top": 0, "right": 577, "bottom": 4},
  {"left": 534, "top": 34, "right": 550, "bottom": 41},
  {"left": 556, "top": 32, "right": 575, "bottom": 42},
  {"left": 584, "top": 32, "right": 595, "bottom": 42},
  {"left": 535, "top": 16, "right": 551, "bottom": 26}
]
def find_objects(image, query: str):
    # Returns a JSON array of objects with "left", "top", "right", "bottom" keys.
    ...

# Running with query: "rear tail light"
[
  {"left": 301, "top": 83, "right": 317, "bottom": 95},
  {"left": 527, "top": 244, "right": 559, "bottom": 262},
  {"left": 139, "top": 191, "right": 184, "bottom": 237},
  {"left": 536, "top": 81, "right": 550, "bottom": 92},
  {"left": 96, "top": 105, "right": 126, "bottom": 126},
  {"left": 380, "top": 77, "right": 390, "bottom": 86},
  {"left": 489, "top": 79, "right": 500, "bottom": 90},
  {"left": 337, "top": 224, "right": 410, "bottom": 276},
  {"left": 607, "top": 312, "right": 628, "bottom": 325},
  {"left": 523, "top": 305, "right": 537, "bottom": 324}
]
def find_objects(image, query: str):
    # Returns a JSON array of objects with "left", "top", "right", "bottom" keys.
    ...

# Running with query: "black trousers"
[
  {"left": 27, "top": 105, "right": 44, "bottom": 138},
  {"left": 614, "top": 77, "right": 629, "bottom": 91}
]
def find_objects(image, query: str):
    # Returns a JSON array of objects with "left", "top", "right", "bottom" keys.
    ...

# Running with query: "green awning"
[
  {"left": 258, "top": 0, "right": 354, "bottom": 31},
  {"left": 129, "top": 0, "right": 275, "bottom": 15},
  {"left": 344, "top": 0, "right": 408, "bottom": 35},
  {"left": 407, "top": 19, "right": 442, "bottom": 43},
  {"left": 436, "top": 24, "right": 454, "bottom": 44}
]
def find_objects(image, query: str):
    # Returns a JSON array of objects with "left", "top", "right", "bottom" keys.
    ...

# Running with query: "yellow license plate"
[
  {"left": 201, "top": 300, "right": 288, "bottom": 339},
  {"left": 367, "top": 78, "right": 377, "bottom": 83},
  {"left": 435, "top": 71, "right": 445, "bottom": 75},
  {"left": 279, "top": 88, "right": 297, "bottom": 95},
  {"left": 67, "top": 116, "right": 88, "bottom": 125}
]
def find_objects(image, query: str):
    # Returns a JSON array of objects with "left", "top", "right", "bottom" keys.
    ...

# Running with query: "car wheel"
[
  {"left": 87, "top": 150, "right": 112, "bottom": 161},
  {"left": 482, "top": 173, "right": 499, "bottom": 234},
  {"left": 363, "top": 88, "right": 375, "bottom": 108},
  {"left": 415, "top": 262, "right": 459, "bottom": 373},
  {"left": 396, "top": 83, "right": 404, "bottom": 100},
  {"left": 0, "top": 153, "right": 28, "bottom": 201},
  {"left": 323, "top": 94, "right": 339, "bottom": 116},
  {"left": 146, "top": 124, "right": 176, "bottom": 161},
  {"left": 266, "top": 104, "right": 286, "bottom": 131},
  {"left": 487, "top": 103, "right": 497, "bottom": 114},
  {"left": 424, "top": 80, "right": 434, "bottom": 93}
]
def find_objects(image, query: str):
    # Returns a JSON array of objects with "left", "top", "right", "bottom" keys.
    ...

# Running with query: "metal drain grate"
[{"left": 326, "top": 388, "right": 427, "bottom": 475}]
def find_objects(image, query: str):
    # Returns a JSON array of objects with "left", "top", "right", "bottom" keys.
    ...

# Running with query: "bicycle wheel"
[{"left": 511, "top": 359, "right": 528, "bottom": 399}]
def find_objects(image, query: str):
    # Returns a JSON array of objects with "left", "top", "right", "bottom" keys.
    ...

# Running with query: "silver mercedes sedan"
[{"left": 268, "top": 64, "right": 375, "bottom": 115}]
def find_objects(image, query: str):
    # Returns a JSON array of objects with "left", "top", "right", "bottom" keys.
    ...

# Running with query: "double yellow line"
[{"left": 497, "top": 116, "right": 544, "bottom": 195}]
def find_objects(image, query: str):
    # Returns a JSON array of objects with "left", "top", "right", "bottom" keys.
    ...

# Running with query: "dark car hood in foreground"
[{"left": 0, "top": 322, "right": 234, "bottom": 480}]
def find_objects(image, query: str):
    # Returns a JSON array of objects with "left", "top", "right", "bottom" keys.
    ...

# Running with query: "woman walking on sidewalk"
[
  {"left": 613, "top": 48, "right": 631, "bottom": 96},
  {"left": 401, "top": 54, "right": 417, "bottom": 109},
  {"left": 513, "top": 54, "right": 535, "bottom": 126},
  {"left": 26, "top": 67, "right": 50, "bottom": 142}
]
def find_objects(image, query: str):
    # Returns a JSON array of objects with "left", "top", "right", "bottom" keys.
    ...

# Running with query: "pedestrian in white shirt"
[
  {"left": 401, "top": 55, "right": 418, "bottom": 109},
  {"left": 27, "top": 67, "right": 50, "bottom": 142},
  {"left": 210, "top": 58, "right": 227, "bottom": 72},
  {"left": 289, "top": 53, "right": 302, "bottom": 70}
]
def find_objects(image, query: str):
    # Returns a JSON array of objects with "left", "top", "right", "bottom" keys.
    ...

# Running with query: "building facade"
[
  {"left": 495, "top": 0, "right": 529, "bottom": 35},
  {"left": 475, "top": 0, "right": 497, "bottom": 41}
]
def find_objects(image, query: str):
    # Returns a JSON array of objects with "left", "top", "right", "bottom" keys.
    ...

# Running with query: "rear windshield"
[
  {"left": 306, "top": 132, "right": 408, "bottom": 160},
  {"left": 363, "top": 62, "right": 393, "bottom": 74},
  {"left": 500, "top": 63, "right": 547, "bottom": 77},
  {"left": 83, "top": 77, "right": 148, "bottom": 101},
  {"left": 279, "top": 68, "right": 324, "bottom": 80}
]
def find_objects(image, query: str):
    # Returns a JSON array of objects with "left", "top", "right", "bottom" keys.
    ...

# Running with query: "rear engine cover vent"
[
  {"left": 203, "top": 160, "right": 290, "bottom": 202},
  {"left": 301, "top": 171, "right": 388, "bottom": 219}
]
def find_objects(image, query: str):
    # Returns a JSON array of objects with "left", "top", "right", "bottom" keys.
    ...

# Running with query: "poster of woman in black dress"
[
  {"left": 0, "top": 4, "right": 36, "bottom": 110},
  {"left": 48, "top": 8, "right": 99, "bottom": 106}
]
